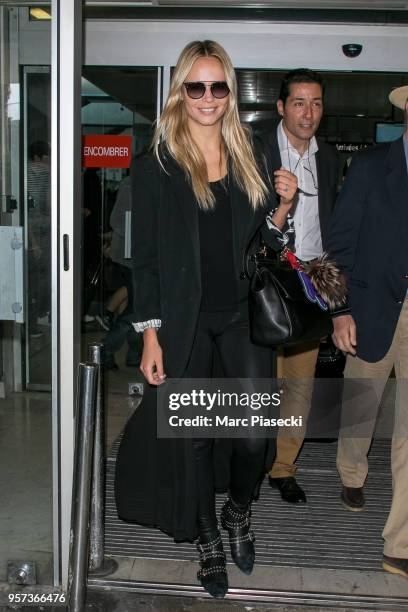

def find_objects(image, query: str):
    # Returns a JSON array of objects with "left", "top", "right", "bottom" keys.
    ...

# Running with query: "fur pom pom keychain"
[{"left": 282, "top": 248, "right": 348, "bottom": 309}]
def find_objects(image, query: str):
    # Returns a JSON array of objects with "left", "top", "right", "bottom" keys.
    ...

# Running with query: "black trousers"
[
  {"left": 103, "top": 263, "right": 142, "bottom": 364},
  {"left": 185, "top": 303, "right": 273, "bottom": 531}
]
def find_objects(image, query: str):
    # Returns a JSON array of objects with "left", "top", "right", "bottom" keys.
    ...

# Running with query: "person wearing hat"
[{"left": 326, "top": 84, "right": 408, "bottom": 578}]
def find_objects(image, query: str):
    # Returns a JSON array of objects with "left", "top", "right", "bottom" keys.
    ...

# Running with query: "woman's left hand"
[{"left": 274, "top": 168, "right": 298, "bottom": 205}]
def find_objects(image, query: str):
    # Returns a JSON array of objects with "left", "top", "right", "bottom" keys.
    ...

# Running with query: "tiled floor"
[{"left": 0, "top": 393, "right": 54, "bottom": 584}]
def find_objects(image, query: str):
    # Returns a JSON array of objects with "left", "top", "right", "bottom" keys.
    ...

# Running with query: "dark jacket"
[
  {"left": 131, "top": 149, "right": 277, "bottom": 377},
  {"left": 326, "top": 136, "right": 408, "bottom": 363},
  {"left": 260, "top": 130, "right": 340, "bottom": 249}
]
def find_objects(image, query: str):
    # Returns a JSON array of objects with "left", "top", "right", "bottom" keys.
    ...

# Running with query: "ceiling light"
[{"left": 29, "top": 8, "right": 52, "bottom": 20}]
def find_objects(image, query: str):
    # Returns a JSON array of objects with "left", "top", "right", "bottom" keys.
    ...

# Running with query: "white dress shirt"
[{"left": 277, "top": 120, "right": 323, "bottom": 261}]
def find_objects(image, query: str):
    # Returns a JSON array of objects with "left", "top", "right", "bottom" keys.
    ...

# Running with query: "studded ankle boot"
[
  {"left": 220, "top": 497, "right": 255, "bottom": 575},
  {"left": 196, "top": 531, "right": 228, "bottom": 599}
]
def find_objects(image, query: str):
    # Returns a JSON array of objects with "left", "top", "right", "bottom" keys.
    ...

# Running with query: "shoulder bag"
[{"left": 244, "top": 227, "right": 347, "bottom": 348}]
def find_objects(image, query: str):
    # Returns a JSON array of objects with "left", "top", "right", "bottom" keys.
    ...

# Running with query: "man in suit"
[
  {"left": 263, "top": 69, "right": 340, "bottom": 503},
  {"left": 327, "top": 85, "right": 408, "bottom": 578}
]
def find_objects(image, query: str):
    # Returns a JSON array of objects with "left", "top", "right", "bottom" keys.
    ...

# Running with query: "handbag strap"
[
  {"left": 243, "top": 222, "right": 271, "bottom": 280},
  {"left": 242, "top": 222, "right": 282, "bottom": 280}
]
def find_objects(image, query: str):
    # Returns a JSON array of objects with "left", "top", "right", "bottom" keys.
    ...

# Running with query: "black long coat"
[
  {"left": 115, "top": 149, "right": 278, "bottom": 541},
  {"left": 130, "top": 150, "right": 277, "bottom": 377},
  {"left": 326, "top": 136, "right": 408, "bottom": 362}
]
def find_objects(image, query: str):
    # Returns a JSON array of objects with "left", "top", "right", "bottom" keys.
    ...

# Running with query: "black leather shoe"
[
  {"left": 341, "top": 485, "right": 365, "bottom": 511},
  {"left": 269, "top": 476, "right": 307, "bottom": 503},
  {"left": 383, "top": 555, "right": 408, "bottom": 578},
  {"left": 220, "top": 498, "right": 255, "bottom": 575},
  {"left": 196, "top": 532, "right": 228, "bottom": 598}
]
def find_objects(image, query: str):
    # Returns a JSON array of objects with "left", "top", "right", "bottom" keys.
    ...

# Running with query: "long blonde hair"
[{"left": 153, "top": 40, "right": 268, "bottom": 210}]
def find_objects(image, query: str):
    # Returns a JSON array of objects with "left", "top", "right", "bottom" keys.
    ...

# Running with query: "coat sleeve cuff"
[
  {"left": 132, "top": 319, "right": 162, "bottom": 333},
  {"left": 330, "top": 306, "right": 351, "bottom": 318},
  {"left": 265, "top": 212, "right": 289, "bottom": 247}
]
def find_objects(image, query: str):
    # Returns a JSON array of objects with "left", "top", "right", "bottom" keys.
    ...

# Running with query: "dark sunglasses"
[{"left": 183, "top": 81, "right": 230, "bottom": 99}]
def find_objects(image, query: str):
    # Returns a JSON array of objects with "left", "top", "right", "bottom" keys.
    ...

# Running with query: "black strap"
[
  {"left": 242, "top": 222, "right": 282, "bottom": 280},
  {"left": 242, "top": 223, "right": 263, "bottom": 280}
]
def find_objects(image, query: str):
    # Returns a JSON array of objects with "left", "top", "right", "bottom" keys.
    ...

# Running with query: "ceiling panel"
[
  {"left": 82, "top": 67, "right": 157, "bottom": 121},
  {"left": 155, "top": 0, "right": 408, "bottom": 8}
]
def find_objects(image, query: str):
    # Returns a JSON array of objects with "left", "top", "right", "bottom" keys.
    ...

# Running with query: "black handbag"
[{"left": 244, "top": 229, "right": 336, "bottom": 348}]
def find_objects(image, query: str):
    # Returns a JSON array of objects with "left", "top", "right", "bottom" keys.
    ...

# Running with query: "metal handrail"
[
  {"left": 87, "top": 343, "right": 118, "bottom": 577},
  {"left": 68, "top": 345, "right": 118, "bottom": 612},
  {"left": 88, "top": 343, "right": 105, "bottom": 571},
  {"left": 68, "top": 362, "right": 98, "bottom": 612}
]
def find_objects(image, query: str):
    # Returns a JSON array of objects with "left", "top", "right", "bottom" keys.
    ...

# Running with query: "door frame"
[{"left": 51, "top": 0, "right": 83, "bottom": 589}]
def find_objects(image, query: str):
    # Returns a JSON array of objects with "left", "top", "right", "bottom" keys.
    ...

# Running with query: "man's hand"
[
  {"left": 332, "top": 314, "right": 357, "bottom": 355},
  {"left": 140, "top": 328, "right": 166, "bottom": 385},
  {"left": 270, "top": 168, "right": 298, "bottom": 230},
  {"left": 274, "top": 167, "right": 298, "bottom": 205}
]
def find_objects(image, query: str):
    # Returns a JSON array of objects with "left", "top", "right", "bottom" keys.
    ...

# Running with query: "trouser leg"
[
  {"left": 269, "top": 340, "right": 320, "bottom": 478},
  {"left": 103, "top": 315, "right": 132, "bottom": 359},
  {"left": 216, "top": 305, "right": 273, "bottom": 504},
  {"left": 229, "top": 437, "right": 268, "bottom": 505},
  {"left": 383, "top": 427, "right": 408, "bottom": 557},
  {"left": 337, "top": 334, "right": 396, "bottom": 488},
  {"left": 184, "top": 315, "right": 217, "bottom": 534},
  {"left": 192, "top": 438, "right": 217, "bottom": 533},
  {"left": 383, "top": 300, "right": 408, "bottom": 558},
  {"left": 113, "top": 267, "right": 141, "bottom": 365}
]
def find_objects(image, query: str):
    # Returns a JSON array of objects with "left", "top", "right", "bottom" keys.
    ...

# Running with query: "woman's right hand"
[{"left": 140, "top": 328, "right": 166, "bottom": 385}]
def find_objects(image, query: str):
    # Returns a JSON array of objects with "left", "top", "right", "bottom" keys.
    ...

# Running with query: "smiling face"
[
  {"left": 277, "top": 81, "right": 324, "bottom": 152},
  {"left": 182, "top": 56, "right": 229, "bottom": 129}
]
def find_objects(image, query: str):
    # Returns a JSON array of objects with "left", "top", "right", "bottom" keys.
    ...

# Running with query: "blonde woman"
[{"left": 115, "top": 40, "right": 297, "bottom": 598}]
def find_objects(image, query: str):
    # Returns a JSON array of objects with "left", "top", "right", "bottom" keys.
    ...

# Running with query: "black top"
[{"left": 198, "top": 177, "right": 238, "bottom": 311}]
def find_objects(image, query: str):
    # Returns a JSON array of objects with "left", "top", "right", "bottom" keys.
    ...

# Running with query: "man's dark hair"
[
  {"left": 29, "top": 140, "right": 50, "bottom": 160},
  {"left": 279, "top": 68, "right": 324, "bottom": 105}
]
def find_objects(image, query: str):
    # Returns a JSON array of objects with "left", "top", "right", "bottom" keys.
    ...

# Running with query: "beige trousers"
[
  {"left": 337, "top": 299, "right": 408, "bottom": 558},
  {"left": 269, "top": 340, "right": 320, "bottom": 478}
]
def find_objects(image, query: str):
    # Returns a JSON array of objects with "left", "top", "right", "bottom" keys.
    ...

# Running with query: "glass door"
[
  {"left": 80, "top": 66, "right": 158, "bottom": 357},
  {"left": 0, "top": 4, "right": 54, "bottom": 587},
  {"left": 24, "top": 66, "right": 52, "bottom": 390},
  {"left": 80, "top": 66, "right": 159, "bottom": 443}
]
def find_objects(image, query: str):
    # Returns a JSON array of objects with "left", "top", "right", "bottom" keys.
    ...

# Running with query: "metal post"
[
  {"left": 68, "top": 362, "right": 98, "bottom": 612},
  {"left": 87, "top": 342, "right": 118, "bottom": 576}
]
